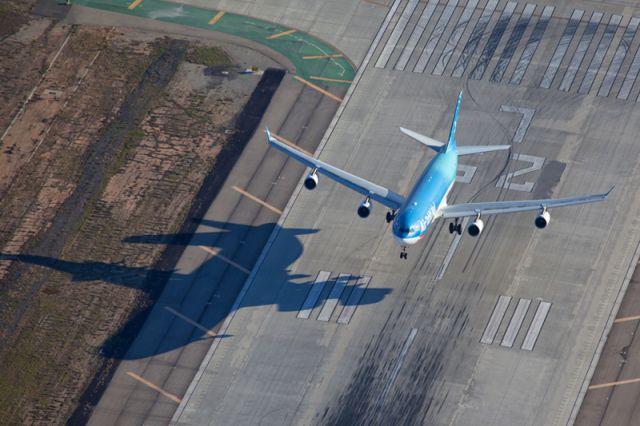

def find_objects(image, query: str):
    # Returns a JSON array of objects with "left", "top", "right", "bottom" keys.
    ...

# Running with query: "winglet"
[{"left": 605, "top": 186, "right": 615, "bottom": 196}]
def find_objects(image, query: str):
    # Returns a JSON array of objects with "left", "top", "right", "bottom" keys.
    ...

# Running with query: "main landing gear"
[
  {"left": 386, "top": 209, "right": 397, "bottom": 223},
  {"left": 449, "top": 218, "right": 462, "bottom": 235},
  {"left": 400, "top": 246, "right": 408, "bottom": 259}
]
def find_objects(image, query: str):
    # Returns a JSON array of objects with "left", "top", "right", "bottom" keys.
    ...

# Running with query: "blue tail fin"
[{"left": 446, "top": 91, "right": 462, "bottom": 153}]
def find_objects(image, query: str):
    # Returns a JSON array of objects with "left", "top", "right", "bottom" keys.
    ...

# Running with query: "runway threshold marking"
[
  {"left": 293, "top": 76, "right": 343, "bottom": 102},
  {"left": 127, "top": 372, "right": 181, "bottom": 403},
  {"left": 127, "top": 0, "right": 142, "bottom": 10},
  {"left": 303, "top": 54, "right": 344, "bottom": 60},
  {"left": 165, "top": 306, "right": 217, "bottom": 338},
  {"left": 208, "top": 11, "right": 225, "bottom": 25},
  {"left": 589, "top": 377, "right": 640, "bottom": 390},
  {"left": 266, "top": 29, "right": 297, "bottom": 40},
  {"left": 614, "top": 315, "right": 640, "bottom": 323},
  {"left": 270, "top": 132, "right": 314, "bottom": 156},
  {"left": 199, "top": 246, "right": 251, "bottom": 274},
  {"left": 309, "top": 75, "right": 353, "bottom": 84},
  {"left": 232, "top": 185, "right": 283, "bottom": 215}
]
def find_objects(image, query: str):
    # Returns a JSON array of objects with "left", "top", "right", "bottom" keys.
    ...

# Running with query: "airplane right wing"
[
  {"left": 266, "top": 129, "right": 405, "bottom": 210},
  {"left": 440, "top": 188, "right": 613, "bottom": 218}
]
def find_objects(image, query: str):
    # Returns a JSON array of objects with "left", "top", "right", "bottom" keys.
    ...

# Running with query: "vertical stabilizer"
[{"left": 446, "top": 91, "right": 463, "bottom": 153}]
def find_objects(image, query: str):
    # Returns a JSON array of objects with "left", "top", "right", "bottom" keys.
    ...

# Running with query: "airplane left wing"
[
  {"left": 440, "top": 188, "right": 613, "bottom": 218},
  {"left": 266, "top": 129, "right": 405, "bottom": 210}
]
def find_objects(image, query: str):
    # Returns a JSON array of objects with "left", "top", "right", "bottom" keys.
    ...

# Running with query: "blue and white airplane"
[{"left": 266, "top": 91, "right": 612, "bottom": 259}]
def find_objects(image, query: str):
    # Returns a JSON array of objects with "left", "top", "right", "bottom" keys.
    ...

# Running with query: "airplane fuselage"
[{"left": 392, "top": 148, "right": 457, "bottom": 245}]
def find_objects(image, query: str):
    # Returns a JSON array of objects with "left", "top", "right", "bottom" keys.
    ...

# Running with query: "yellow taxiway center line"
[
  {"left": 266, "top": 29, "right": 297, "bottom": 40},
  {"left": 128, "top": 0, "right": 143, "bottom": 10},
  {"left": 303, "top": 54, "right": 344, "bottom": 60},
  {"left": 232, "top": 185, "right": 283, "bottom": 215},
  {"left": 127, "top": 372, "right": 181, "bottom": 403},
  {"left": 309, "top": 75, "right": 353, "bottom": 84},
  {"left": 199, "top": 245, "right": 251, "bottom": 274},
  {"left": 588, "top": 377, "right": 640, "bottom": 390},
  {"left": 165, "top": 306, "right": 217, "bottom": 338},
  {"left": 208, "top": 11, "right": 225, "bottom": 25},
  {"left": 293, "top": 76, "right": 343, "bottom": 102},
  {"left": 270, "top": 132, "right": 314, "bottom": 157},
  {"left": 614, "top": 315, "right": 640, "bottom": 323}
]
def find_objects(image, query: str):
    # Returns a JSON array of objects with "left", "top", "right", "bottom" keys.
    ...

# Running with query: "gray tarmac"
[{"left": 173, "top": 1, "right": 640, "bottom": 425}]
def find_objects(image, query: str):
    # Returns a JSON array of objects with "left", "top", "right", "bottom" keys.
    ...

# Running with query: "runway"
[
  {"left": 171, "top": 1, "right": 640, "bottom": 425},
  {"left": 67, "top": 0, "right": 640, "bottom": 424}
]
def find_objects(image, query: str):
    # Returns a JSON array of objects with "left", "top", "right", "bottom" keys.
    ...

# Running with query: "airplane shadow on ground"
[{"left": 0, "top": 220, "right": 391, "bottom": 359}]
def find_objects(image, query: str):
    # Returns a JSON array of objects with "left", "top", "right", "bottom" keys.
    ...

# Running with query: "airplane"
[{"left": 266, "top": 91, "right": 612, "bottom": 259}]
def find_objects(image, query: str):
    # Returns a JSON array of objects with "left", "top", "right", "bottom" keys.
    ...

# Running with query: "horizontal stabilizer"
[
  {"left": 399, "top": 127, "right": 445, "bottom": 153},
  {"left": 457, "top": 145, "right": 510, "bottom": 156}
]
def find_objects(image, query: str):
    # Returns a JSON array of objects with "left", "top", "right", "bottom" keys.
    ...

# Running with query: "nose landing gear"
[
  {"left": 448, "top": 219, "right": 462, "bottom": 235},
  {"left": 400, "top": 246, "right": 407, "bottom": 259}
]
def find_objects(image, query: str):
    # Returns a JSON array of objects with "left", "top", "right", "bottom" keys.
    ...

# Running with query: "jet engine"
[
  {"left": 534, "top": 210, "right": 550, "bottom": 229},
  {"left": 304, "top": 171, "right": 318, "bottom": 190},
  {"left": 357, "top": 199, "right": 372, "bottom": 218},
  {"left": 468, "top": 218, "right": 484, "bottom": 237}
]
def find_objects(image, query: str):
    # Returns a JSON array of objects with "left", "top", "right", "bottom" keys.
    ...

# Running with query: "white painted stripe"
[
  {"left": 395, "top": 0, "right": 439, "bottom": 71},
  {"left": 469, "top": 1, "right": 517, "bottom": 80},
  {"left": 452, "top": 0, "right": 499, "bottom": 78},
  {"left": 433, "top": 0, "right": 479, "bottom": 75},
  {"left": 521, "top": 301, "right": 551, "bottom": 350},
  {"left": 297, "top": 270, "right": 332, "bottom": 319},
  {"left": 337, "top": 276, "right": 371, "bottom": 324},
  {"left": 317, "top": 273, "right": 350, "bottom": 321},
  {"left": 436, "top": 217, "right": 468, "bottom": 280},
  {"left": 540, "top": 9, "right": 584, "bottom": 89},
  {"left": 378, "top": 328, "right": 417, "bottom": 403},
  {"left": 598, "top": 17, "right": 639, "bottom": 97},
  {"left": 491, "top": 3, "right": 536, "bottom": 83},
  {"left": 501, "top": 298, "right": 531, "bottom": 347},
  {"left": 413, "top": 0, "right": 459, "bottom": 73},
  {"left": 579, "top": 14, "right": 622, "bottom": 94},
  {"left": 559, "top": 11, "right": 603, "bottom": 92},
  {"left": 510, "top": 5, "right": 554, "bottom": 85},
  {"left": 499, "top": 105, "right": 535, "bottom": 143},
  {"left": 619, "top": 40, "right": 640, "bottom": 99},
  {"left": 375, "top": 0, "right": 421, "bottom": 68},
  {"left": 481, "top": 295, "right": 511, "bottom": 344}
]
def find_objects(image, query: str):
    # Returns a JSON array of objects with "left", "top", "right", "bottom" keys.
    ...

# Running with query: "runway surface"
[
  {"left": 171, "top": 1, "right": 640, "bottom": 425},
  {"left": 69, "top": 0, "right": 640, "bottom": 424}
]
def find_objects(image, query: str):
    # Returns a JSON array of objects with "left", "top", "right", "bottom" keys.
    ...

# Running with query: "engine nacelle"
[
  {"left": 535, "top": 210, "right": 550, "bottom": 229},
  {"left": 468, "top": 218, "right": 484, "bottom": 237},
  {"left": 304, "top": 171, "right": 318, "bottom": 190},
  {"left": 357, "top": 199, "right": 372, "bottom": 218}
]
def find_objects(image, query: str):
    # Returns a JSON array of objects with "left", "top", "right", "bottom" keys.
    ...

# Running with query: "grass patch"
[{"left": 186, "top": 46, "right": 232, "bottom": 66}]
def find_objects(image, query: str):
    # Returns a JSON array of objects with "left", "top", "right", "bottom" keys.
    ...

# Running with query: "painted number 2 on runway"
[{"left": 457, "top": 105, "right": 544, "bottom": 193}]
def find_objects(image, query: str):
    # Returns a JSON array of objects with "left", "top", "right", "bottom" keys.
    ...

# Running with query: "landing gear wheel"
[
  {"left": 400, "top": 246, "right": 408, "bottom": 260},
  {"left": 449, "top": 220, "right": 463, "bottom": 235},
  {"left": 386, "top": 210, "right": 397, "bottom": 224}
]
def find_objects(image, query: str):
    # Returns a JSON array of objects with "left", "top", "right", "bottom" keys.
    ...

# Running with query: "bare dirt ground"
[{"left": 0, "top": 3, "right": 262, "bottom": 423}]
